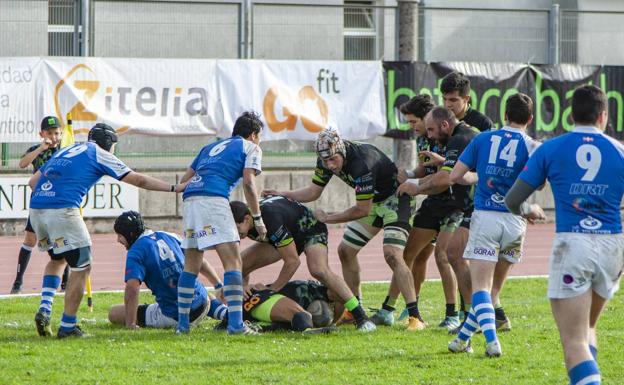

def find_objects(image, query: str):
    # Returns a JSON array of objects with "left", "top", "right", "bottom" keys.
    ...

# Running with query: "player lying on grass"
[
  {"left": 230, "top": 197, "right": 375, "bottom": 332},
  {"left": 213, "top": 280, "right": 336, "bottom": 332},
  {"left": 108, "top": 211, "right": 227, "bottom": 329}
]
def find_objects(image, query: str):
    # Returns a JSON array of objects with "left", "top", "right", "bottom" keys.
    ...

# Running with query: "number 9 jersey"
[{"left": 518, "top": 126, "right": 624, "bottom": 234}]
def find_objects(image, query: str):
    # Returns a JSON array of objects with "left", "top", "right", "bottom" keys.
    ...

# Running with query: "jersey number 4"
[
  {"left": 576, "top": 144, "right": 602, "bottom": 182},
  {"left": 488, "top": 136, "right": 518, "bottom": 167},
  {"left": 157, "top": 239, "right": 176, "bottom": 263}
]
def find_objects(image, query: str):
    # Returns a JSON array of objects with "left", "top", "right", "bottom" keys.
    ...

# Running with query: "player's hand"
[
  {"left": 254, "top": 222, "right": 268, "bottom": 241},
  {"left": 396, "top": 181, "right": 419, "bottom": 196},
  {"left": 314, "top": 209, "right": 328, "bottom": 223},
  {"left": 419, "top": 151, "right": 445, "bottom": 167},
  {"left": 174, "top": 181, "right": 188, "bottom": 193},
  {"left": 524, "top": 204, "right": 546, "bottom": 224},
  {"left": 397, "top": 168, "right": 408, "bottom": 184},
  {"left": 262, "top": 189, "right": 281, "bottom": 197},
  {"left": 40, "top": 138, "right": 53, "bottom": 150}
]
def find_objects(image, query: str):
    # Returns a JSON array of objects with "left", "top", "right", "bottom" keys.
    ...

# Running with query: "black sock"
[
  {"left": 445, "top": 303, "right": 458, "bottom": 317},
  {"left": 351, "top": 305, "right": 367, "bottom": 323},
  {"left": 459, "top": 293, "right": 466, "bottom": 313},
  {"left": 381, "top": 296, "right": 396, "bottom": 312},
  {"left": 61, "top": 265, "right": 70, "bottom": 289},
  {"left": 406, "top": 301, "right": 420, "bottom": 318},
  {"left": 13, "top": 246, "right": 33, "bottom": 286},
  {"left": 495, "top": 306, "right": 507, "bottom": 321}
]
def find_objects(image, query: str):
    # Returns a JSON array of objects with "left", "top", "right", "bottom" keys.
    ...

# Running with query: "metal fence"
[{"left": 3, "top": 1, "right": 624, "bottom": 171}]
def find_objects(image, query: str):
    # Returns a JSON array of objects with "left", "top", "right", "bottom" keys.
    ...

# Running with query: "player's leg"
[
  {"left": 448, "top": 225, "right": 473, "bottom": 321},
  {"left": 108, "top": 304, "right": 126, "bottom": 326},
  {"left": 269, "top": 297, "right": 313, "bottom": 331},
  {"left": 216, "top": 241, "right": 252, "bottom": 334},
  {"left": 35, "top": 254, "right": 66, "bottom": 337},
  {"left": 177, "top": 247, "right": 204, "bottom": 333},
  {"left": 433, "top": 230, "right": 460, "bottom": 330},
  {"left": 241, "top": 242, "right": 282, "bottom": 285},
  {"left": 58, "top": 246, "right": 92, "bottom": 338},
  {"left": 588, "top": 291, "right": 608, "bottom": 363},
  {"left": 551, "top": 291, "right": 599, "bottom": 384},
  {"left": 305, "top": 243, "right": 375, "bottom": 332},
  {"left": 338, "top": 220, "right": 381, "bottom": 297},
  {"left": 207, "top": 294, "right": 228, "bottom": 321},
  {"left": 11, "top": 222, "right": 37, "bottom": 294},
  {"left": 491, "top": 259, "right": 513, "bottom": 331}
]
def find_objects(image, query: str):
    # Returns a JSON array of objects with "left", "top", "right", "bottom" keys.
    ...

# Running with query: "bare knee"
[
  {"left": 338, "top": 243, "right": 357, "bottom": 262},
  {"left": 24, "top": 231, "right": 37, "bottom": 247},
  {"left": 384, "top": 251, "right": 405, "bottom": 270},
  {"left": 310, "top": 267, "right": 330, "bottom": 283}
]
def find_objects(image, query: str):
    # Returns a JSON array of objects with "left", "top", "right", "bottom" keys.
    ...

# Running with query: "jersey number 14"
[{"left": 488, "top": 136, "right": 518, "bottom": 167}]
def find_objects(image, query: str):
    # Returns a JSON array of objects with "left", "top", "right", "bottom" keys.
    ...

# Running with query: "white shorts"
[
  {"left": 463, "top": 210, "right": 526, "bottom": 264},
  {"left": 140, "top": 300, "right": 210, "bottom": 328},
  {"left": 29, "top": 208, "right": 91, "bottom": 253},
  {"left": 182, "top": 196, "right": 240, "bottom": 251},
  {"left": 548, "top": 233, "right": 624, "bottom": 300}
]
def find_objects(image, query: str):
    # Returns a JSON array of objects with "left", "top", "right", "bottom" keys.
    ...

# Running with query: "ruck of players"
[{"left": 12, "top": 72, "right": 622, "bottom": 385}]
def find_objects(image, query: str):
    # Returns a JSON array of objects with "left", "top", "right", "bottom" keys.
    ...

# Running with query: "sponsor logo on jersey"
[
  {"left": 579, "top": 216, "right": 602, "bottom": 230},
  {"left": 190, "top": 175, "right": 202, "bottom": 183},
  {"left": 41, "top": 181, "right": 53, "bottom": 191},
  {"left": 490, "top": 192, "right": 505, "bottom": 204}
]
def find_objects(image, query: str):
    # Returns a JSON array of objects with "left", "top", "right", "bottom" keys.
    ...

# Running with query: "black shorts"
[
  {"left": 460, "top": 207, "right": 474, "bottom": 229},
  {"left": 25, "top": 216, "right": 34, "bottom": 233},
  {"left": 242, "top": 289, "right": 275, "bottom": 321},
  {"left": 136, "top": 301, "right": 207, "bottom": 327},
  {"left": 412, "top": 198, "right": 463, "bottom": 233}
]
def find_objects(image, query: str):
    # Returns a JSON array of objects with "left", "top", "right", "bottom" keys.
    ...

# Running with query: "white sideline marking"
[{"left": 0, "top": 275, "right": 549, "bottom": 300}]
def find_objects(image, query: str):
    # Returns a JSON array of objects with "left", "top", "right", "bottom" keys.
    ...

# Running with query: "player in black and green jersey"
[
  {"left": 370, "top": 95, "right": 465, "bottom": 331},
  {"left": 230, "top": 196, "right": 375, "bottom": 332},
  {"left": 10, "top": 116, "right": 69, "bottom": 294},
  {"left": 263, "top": 128, "right": 423, "bottom": 331}
]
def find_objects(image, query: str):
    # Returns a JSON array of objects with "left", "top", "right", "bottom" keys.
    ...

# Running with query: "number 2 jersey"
[
  {"left": 519, "top": 126, "right": 624, "bottom": 234},
  {"left": 30, "top": 142, "right": 131, "bottom": 209},
  {"left": 459, "top": 126, "right": 540, "bottom": 212},
  {"left": 124, "top": 230, "right": 207, "bottom": 320},
  {"left": 183, "top": 136, "right": 262, "bottom": 200}
]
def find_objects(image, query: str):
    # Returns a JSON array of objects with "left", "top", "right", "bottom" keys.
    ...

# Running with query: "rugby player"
[
  {"left": 397, "top": 107, "right": 478, "bottom": 328},
  {"left": 263, "top": 128, "right": 422, "bottom": 330},
  {"left": 230, "top": 197, "right": 375, "bottom": 331},
  {"left": 10, "top": 116, "right": 69, "bottom": 294},
  {"left": 108, "top": 211, "right": 228, "bottom": 329},
  {"left": 176, "top": 111, "right": 266, "bottom": 335},
  {"left": 30, "top": 123, "right": 183, "bottom": 338},
  {"left": 371, "top": 95, "right": 463, "bottom": 331},
  {"left": 506, "top": 85, "right": 623, "bottom": 384},
  {"left": 447, "top": 93, "right": 544, "bottom": 357}
]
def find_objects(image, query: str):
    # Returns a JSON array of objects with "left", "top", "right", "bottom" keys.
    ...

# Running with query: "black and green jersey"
[
  {"left": 441, "top": 122, "right": 479, "bottom": 209},
  {"left": 312, "top": 141, "right": 397, "bottom": 203},
  {"left": 24, "top": 144, "right": 59, "bottom": 173},
  {"left": 247, "top": 196, "right": 327, "bottom": 254},
  {"left": 461, "top": 107, "right": 493, "bottom": 132},
  {"left": 416, "top": 136, "right": 453, "bottom": 202},
  {"left": 279, "top": 280, "right": 329, "bottom": 309}
]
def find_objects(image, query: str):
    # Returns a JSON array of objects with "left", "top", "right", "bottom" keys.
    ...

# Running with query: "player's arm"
[
  {"left": 121, "top": 171, "right": 181, "bottom": 193},
  {"left": 397, "top": 169, "right": 452, "bottom": 196},
  {"left": 315, "top": 198, "right": 372, "bottom": 224},
  {"left": 449, "top": 160, "right": 478, "bottom": 185},
  {"left": 269, "top": 242, "right": 301, "bottom": 292},
  {"left": 179, "top": 167, "right": 195, "bottom": 184},
  {"left": 242, "top": 167, "right": 267, "bottom": 240},
  {"left": 19, "top": 145, "right": 46, "bottom": 169},
  {"left": 264, "top": 184, "right": 325, "bottom": 203},
  {"left": 124, "top": 279, "right": 141, "bottom": 328},
  {"left": 397, "top": 166, "right": 426, "bottom": 184},
  {"left": 29, "top": 170, "right": 42, "bottom": 189},
  {"left": 199, "top": 259, "right": 222, "bottom": 288},
  {"left": 504, "top": 179, "right": 545, "bottom": 223}
]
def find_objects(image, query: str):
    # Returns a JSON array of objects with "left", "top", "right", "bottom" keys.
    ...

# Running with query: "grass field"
[{"left": 1, "top": 278, "right": 622, "bottom": 385}]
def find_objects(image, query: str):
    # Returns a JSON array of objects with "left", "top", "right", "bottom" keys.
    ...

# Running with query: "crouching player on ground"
[
  {"left": 241, "top": 280, "right": 337, "bottom": 332},
  {"left": 446, "top": 93, "right": 545, "bottom": 357},
  {"left": 108, "top": 211, "right": 228, "bottom": 329},
  {"left": 230, "top": 197, "right": 376, "bottom": 332},
  {"left": 30, "top": 123, "right": 184, "bottom": 338}
]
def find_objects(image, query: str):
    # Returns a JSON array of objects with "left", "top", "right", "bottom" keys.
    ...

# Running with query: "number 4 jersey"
[
  {"left": 459, "top": 126, "right": 540, "bottom": 212},
  {"left": 519, "top": 126, "right": 624, "bottom": 234},
  {"left": 30, "top": 142, "right": 131, "bottom": 209}
]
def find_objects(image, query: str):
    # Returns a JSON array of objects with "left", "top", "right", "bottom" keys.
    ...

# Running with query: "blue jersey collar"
[
  {"left": 500, "top": 126, "right": 524, "bottom": 133},
  {"left": 572, "top": 125, "right": 602, "bottom": 134}
]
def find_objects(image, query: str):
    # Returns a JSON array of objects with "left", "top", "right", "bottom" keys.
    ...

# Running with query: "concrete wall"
[
  {"left": 0, "top": 0, "right": 48, "bottom": 56},
  {"left": 576, "top": 0, "right": 624, "bottom": 65},
  {"left": 0, "top": 168, "right": 562, "bottom": 236}
]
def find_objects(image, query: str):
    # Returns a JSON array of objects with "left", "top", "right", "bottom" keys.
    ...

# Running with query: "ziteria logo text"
[
  {"left": 263, "top": 69, "right": 340, "bottom": 133},
  {"left": 54, "top": 64, "right": 210, "bottom": 134}
]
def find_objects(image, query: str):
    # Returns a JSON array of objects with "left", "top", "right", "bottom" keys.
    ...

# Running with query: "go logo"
[{"left": 263, "top": 85, "right": 328, "bottom": 133}]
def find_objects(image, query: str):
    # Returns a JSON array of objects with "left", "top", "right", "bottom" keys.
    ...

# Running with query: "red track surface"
[{"left": 0, "top": 224, "right": 555, "bottom": 295}]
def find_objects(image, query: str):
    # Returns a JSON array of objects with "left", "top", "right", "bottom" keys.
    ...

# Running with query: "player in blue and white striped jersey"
[
  {"left": 176, "top": 111, "right": 266, "bottom": 335},
  {"left": 447, "top": 93, "right": 545, "bottom": 357},
  {"left": 506, "top": 85, "right": 624, "bottom": 385}
]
